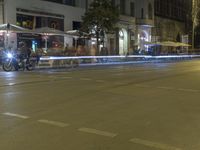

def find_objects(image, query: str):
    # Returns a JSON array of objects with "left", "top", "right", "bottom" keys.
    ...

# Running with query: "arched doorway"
[
  {"left": 119, "top": 28, "right": 128, "bottom": 55},
  {"left": 139, "top": 30, "right": 149, "bottom": 52}
]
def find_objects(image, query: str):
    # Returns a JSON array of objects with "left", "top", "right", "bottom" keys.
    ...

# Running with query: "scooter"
[{"left": 2, "top": 51, "right": 34, "bottom": 72}]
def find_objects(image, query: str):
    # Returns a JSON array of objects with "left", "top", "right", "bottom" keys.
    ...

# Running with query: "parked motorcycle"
[{"left": 2, "top": 51, "right": 35, "bottom": 72}]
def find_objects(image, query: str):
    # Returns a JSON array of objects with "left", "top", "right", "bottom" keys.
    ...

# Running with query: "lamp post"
[{"left": 192, "top": 0, "right": 200, "bottom": 49}]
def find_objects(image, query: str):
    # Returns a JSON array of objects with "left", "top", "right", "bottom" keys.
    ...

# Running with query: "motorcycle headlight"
[{"left": 7, "top": 53, "right": 13, "bottom": 58}]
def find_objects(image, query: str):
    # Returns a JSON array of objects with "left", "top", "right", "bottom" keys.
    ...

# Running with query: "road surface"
[{"left": 1, "top": 60, "right": 200, "bottom": 150}]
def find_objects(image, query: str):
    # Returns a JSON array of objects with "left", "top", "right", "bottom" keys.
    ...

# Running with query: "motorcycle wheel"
[
  {"left": 26, "top": 61, "right": 34, "bottom": 71},
  {"left": 2, "top": 62, "right": 13, "bottom": 71}
]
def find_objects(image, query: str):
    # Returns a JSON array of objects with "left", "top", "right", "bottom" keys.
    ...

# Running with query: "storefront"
[{"left": 16, "top": 12, "right": 65, "bottom": 53}]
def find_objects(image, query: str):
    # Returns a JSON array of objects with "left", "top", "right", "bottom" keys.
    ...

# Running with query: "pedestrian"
[{"left": 64, "top": 43, "right": 69, "bottom": 56}]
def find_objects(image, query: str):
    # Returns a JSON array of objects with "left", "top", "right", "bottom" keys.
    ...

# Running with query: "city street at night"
[{"left": 1, "top": 60, "right": 200, "bottom": 150}]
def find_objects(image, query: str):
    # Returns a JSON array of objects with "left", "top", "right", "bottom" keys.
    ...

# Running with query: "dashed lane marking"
[
  {"left": 62, "top": 76, "right": 73, "bottom": 79},
  {"left": 38, "top": 119, "right": 69, "bottom": 127},
  {"left": 114, "top": 82, "right": 124, "bottom": 85},
  {"left": 78, "top": 127, "right": 117, "bottom": 138},
  {"left": 157, "top": 86, "right": 174, "bottom": 90},
  {"left": 177, "top": 88, "right": 199, "bottom": 92},
  {"left": 113, "top": 73, "right": 124, "bottom": 76},
  {"left": 134, "top": 84, "right": 151, "bottom": 88},
  {"left": 80, "top": 78, "right": 92, "bottom": 81},
  {"left": 130, "top": 138, "right": 182, "bottom": 150},
  {"left": 3, "top": 112, "right": 29, "bottom": 119},
  {"left": 134, "top": 84, "right": 200, "bottom": 93},
  {"left": 8, "top": 83, "right": 16, "bottom": 86},
  {"left": 95, "top": 80, "right": 105, "bottom": 83}
]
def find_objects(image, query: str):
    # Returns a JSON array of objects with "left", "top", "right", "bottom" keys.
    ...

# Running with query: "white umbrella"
[
  {"left": 32, "top": 27, "right": 65, "bottom": 35},
  {"left": 0, "top": 23, "right": 30, "bottom": 33},
  {"left": 0, "top": 23, "right": 30, "bottom": 49},
  {"left": 159, "top": 41, "right": 179, "bottom": 47},
  {"left": 176, "top": 42, "right": 191, "bottom": 47},
  {"left": 66, "top": 30, "right": 89, "bottom": 38},
  {"left": 32, "top": 27, "right": 65, "bottom": 50},
  {"left": 66, "top": 30, "right": 90, "bottom": 49},
  {"left": 144, "top": 41, "right": 162, "bottom": 46},
  {"left": 145, "top": 41, "right": 187, "bottom": 47}
]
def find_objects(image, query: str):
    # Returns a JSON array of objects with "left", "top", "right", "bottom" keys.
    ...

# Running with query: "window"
[
  {"left": 141, "top": 8, "right": 144, "bottom": 19},
  {"left": 73, "top": 21, "right": 81, "bottom": 30},
  {"left": 64, "top": 0, "right": 75, "bottom": 6},
  {"left": 120, "top": 0, "right": 126, "bottom": 15},
  {"left": 148, "top": 3, "right": 153, "bottom": 19},
  {"left": 17, "top": 14, "right": 34, "bottom": 29},
  {"left": 130, "top": 2, "right": 135, "bottom": 17},
  {"left": 43, "top": 0, "right": 75, "bottom": 6},
  {"left": 43, "top": 0, "right": 63, "bottom": 4},
  {"left": 111, "top": 0, "right": 115, "bottom": 6}
]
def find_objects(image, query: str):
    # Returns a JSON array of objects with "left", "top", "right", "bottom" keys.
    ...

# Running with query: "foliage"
[{"left": 81, "top": 0, "right": 119, "bottom": 53}]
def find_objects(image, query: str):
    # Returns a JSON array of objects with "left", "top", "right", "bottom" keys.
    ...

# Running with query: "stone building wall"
[{"left": 152, "top": 16, "right": 186, "bottom": 42}]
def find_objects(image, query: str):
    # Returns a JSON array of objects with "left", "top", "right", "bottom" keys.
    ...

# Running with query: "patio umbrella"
[
  {"left": 32, "top": 27, "right": 65, "bottom": 50},
  {"left": 66, "top": 30, "right": 90, "bottom": 49},
  {"left": 176, "top": 42, "right": 191, "bottom": 47},
  {"left": 66, "top": 30, "right": 89, "bottom": 38},
  {"left": 32, "top": 27, "right": 65, "bottom": 35},
  {"left": 159, "top": 41, "right": 191, "bottom": 47},
  {"left": 145, "top": 41, "right": 186, "bottom": 47},
  {"left": 159, "top": 41, "right": 179, "bottom": 47},
  {"left": 0, "top": 23, "right": 30, "bottom": 33},
  {"left": 0, "top": 23, "right": 30, "bottom": 49},
  {"left": 144, "top": 41, "right": 162, "bottom": 46}
]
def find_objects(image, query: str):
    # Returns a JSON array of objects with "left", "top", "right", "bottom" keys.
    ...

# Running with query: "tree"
[{"left": 81, "top": 0, "right": 119, "bottom": 54}]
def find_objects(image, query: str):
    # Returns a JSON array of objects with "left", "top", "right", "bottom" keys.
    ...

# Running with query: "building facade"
[
  {"left": 153, "top": 0, "right": 191, "bottom": 46},
  {"left": 0, "top": 0, "right": 191, "bottom": 55},
  {"left": 86, "top": 0, "right": 154, "bottom": 55},
  {"left": 192, "top": 0, "right": 200, "bottom": 48},
  {"left": 0, "top": 0, "right": 86, "bottom": 51}
]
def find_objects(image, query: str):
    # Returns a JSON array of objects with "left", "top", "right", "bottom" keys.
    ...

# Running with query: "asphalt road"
[{"left": 1, "top": 60, "right": 200, "bottom": 150}]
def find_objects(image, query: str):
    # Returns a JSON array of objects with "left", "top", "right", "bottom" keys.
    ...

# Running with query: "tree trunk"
[{"left": 96, "top": 31, "right": 100, "bottom": 55}]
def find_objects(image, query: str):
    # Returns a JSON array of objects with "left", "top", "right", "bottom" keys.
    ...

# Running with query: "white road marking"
[
  {"left": 114, "top": 82, "right": 123, "bottom": 85},
  {"left": 8, "top": 83, "right": 16, "bottom": 86},
  {"left": 48, "top": 76, "right": 56, "bottom": 78},
  {"left": 114, "top": 73, "right": 124, "bottom": 76},
  {"left": 134, "top": 85, "right": 200, "bottom": 93},
  {"left": 130, "top": 138, "right": 182, "bottom": 150},
  {"left": 62, "top": 76, "right": 73, "bottom": 79},
  {"left": 78, "top": 127, "right": 117, "bottom": 138},
  {"left": 80, "top": 78, "right": 92, "bottom": 81},
  {"left": 3, "top": 112, "right": 29, "bottom": 119},
  {"left": 177, "top": 88, "right": 199, "bottom": 92},
  {"left": 96, "top": 80, "right": 105, "bottom": 83},
  {"left": 134, "top": 84, "right": 150, "bottom": 88},
  {"left": 157, "top": 86, "right": 174, "bottom": 90},
  {"left": 38, "top": 119, "right": 69, "bottom": 127}
]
